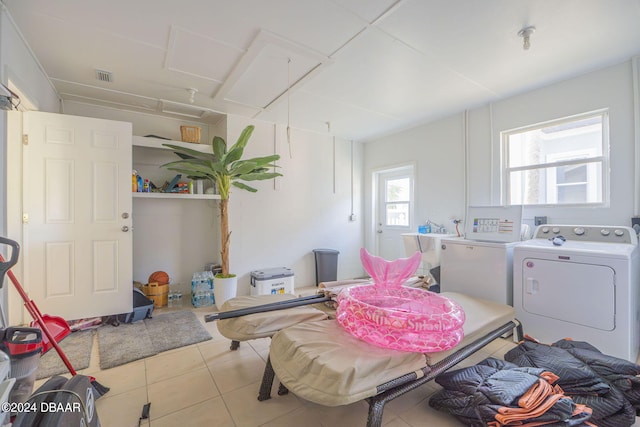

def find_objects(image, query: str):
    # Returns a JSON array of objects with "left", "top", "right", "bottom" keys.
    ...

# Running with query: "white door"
[
  {"left": 375, "top": 166, "right": 414, "bottom": 260},
  {"left": 23, "top": 111, "right": 133, "bottom": 320}
]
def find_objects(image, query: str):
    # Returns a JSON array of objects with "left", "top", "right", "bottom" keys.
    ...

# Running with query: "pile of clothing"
[
  {"left": 430, "top": 338, "right": 640, "bottom": 426},
  {"left": 429, "top": 357, "right": 594, "bottom": 426}
]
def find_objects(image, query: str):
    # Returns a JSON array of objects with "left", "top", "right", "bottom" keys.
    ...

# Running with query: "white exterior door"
[
  {"left": 23, "top": 111, "right": 133, "bottom": 320},
  {"left": 375, "top": 166, "right": 414, "bottom": 261}
]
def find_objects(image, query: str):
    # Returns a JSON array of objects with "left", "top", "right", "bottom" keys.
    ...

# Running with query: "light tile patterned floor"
[{"left": 33, "top": 301, "right": 640, "bottom": 427}]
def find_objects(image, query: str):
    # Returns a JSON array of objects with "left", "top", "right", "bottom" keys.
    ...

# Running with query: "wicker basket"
[
  {"left": 142, "top": 282, "right": 169, "bottom": 307},
  {"left": 180, "top": 126, "right": 201, "bottom": 144}
]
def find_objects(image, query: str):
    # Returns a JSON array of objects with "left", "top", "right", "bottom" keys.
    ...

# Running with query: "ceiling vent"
[{"left": 95, "top": 69, "right": 113, "bottom": 83}]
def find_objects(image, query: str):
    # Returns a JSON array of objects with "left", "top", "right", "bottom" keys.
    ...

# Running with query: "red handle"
[{"left": 0, "top": 252, "right": 78, "bottom": 376}]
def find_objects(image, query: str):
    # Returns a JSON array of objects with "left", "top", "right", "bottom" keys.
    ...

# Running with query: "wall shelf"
[
  {"left": 132, "top": 192, "right": 220, "bottom": 200},
  {"left": 132, "top": 135, "right": 217, "bottom": 200},
  {"left": 132, "top": 135, "right": 213, "bottom": 153}
]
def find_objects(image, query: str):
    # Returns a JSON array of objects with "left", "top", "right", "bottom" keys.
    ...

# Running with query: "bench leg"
[
  {"left": 366, "top": 398, "right": 385, "bottom": 427},
  {"left": 514, "top": 319, "right": 524, "bottom": 342},
  {"left": 277, "top": 382, "right": 288, "bottom": 396},
  {"left": 258, "top": 356, "right": 275, "bottom": 401},
  {"left": 230, "top": 340, "right": 240, "bottom": 350}
]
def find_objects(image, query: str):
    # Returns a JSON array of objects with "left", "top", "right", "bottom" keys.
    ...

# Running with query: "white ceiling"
[{"left": 4, "top": 0, "right": 640, "bottom": 141}]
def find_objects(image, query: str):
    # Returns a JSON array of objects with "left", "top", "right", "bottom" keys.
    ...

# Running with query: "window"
[
  {"left": 384, "top": 177, "right": 411, "bottom": 226},
  {"left": 502, "top": 111, "right": 608, "bottom": 206}
]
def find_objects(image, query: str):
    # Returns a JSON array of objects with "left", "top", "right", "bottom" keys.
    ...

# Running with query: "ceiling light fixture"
[
  {"left": 517, "top": 26, "right": 536, "bottom": 50},
  {"left": 187, "top": 88, "right": 198, "bottom": 104}
]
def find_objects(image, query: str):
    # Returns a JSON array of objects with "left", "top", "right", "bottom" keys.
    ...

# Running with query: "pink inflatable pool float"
[{"left": 336, "top": 248, "right": 465, "bottom": 353}]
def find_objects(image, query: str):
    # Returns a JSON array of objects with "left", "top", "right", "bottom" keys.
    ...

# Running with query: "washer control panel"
[{"left": 533, "top": 225, "right": 637, "bottom": 244}]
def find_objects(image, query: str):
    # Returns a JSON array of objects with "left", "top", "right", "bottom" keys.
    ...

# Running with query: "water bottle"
[
  {"left": 191, "top": 272, "right": 200, "bottom": 307},
  {"left": 202, "top": 272, "right": 211, "bottom": 307},
  {"left": 191, "top": 272, "right": 196, "bottom": 307},
  {"left": 206, "top": 270, "right": 215, "bottom": 306},
  {"left": 196, "top": 272, "right": 205, "bottom": 307}
]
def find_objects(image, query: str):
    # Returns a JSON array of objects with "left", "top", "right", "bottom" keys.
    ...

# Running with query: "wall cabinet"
[{"left": 132, "top": 135, "right": 220, "bottom": 200}]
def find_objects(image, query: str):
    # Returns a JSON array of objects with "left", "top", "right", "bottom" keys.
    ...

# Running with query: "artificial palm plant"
[{"left": 161, "top": 125, "right": 281, "bottom": 277}]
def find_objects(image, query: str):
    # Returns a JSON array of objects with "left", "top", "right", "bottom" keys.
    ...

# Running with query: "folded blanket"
[
  {"left": 505, "top": 338, "right": 640, "bottom": 427},
  {"left": 429, "top": 358, "right": 594, "bottom": 427}
]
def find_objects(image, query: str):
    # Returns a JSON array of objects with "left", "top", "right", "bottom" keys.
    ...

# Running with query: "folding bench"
[
  {"left": 212, "top": 294, "right": 330, "bottom": 350},
  {"left": 257, "top": 292, "right": 520, "bottom": 427}
]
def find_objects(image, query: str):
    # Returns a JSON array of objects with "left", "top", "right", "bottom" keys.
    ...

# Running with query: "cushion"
[
  {"left": 426, "top": 292, "right": 516, "bottom": 365},
  {"left": 269, "top": 292, "right": 515, "bottom": 406},
  {"left": 216, "top": 294, "right": 329, "bottom": 341}
]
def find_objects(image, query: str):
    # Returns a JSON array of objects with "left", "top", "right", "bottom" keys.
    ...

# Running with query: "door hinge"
[
  {"left": 22, "top": 134, "right": 28, "bottom": 145},
  {"left": 22, "top": 213, "right": 29, "bottom": 224}
]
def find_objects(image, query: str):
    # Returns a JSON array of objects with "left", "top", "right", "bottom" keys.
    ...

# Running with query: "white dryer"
[{"left": 513, "top": 225, "right": 640, "bottom": 362}]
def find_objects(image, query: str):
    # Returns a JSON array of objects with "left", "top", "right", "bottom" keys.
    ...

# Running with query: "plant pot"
[{"left": 214, "top": 275, "right": 237, "bottom": 309}]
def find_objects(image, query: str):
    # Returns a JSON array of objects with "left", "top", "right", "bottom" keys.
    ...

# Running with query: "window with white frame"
[
  {"left": 383, "top": 176, "right": 411, "bottom": 226},
  {"left": 502, "top": 111, "right": 609, "bottom": 206}
]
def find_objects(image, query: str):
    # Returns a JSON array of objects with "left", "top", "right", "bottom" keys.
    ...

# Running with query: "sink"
[{"left": 401, "top": 233, "right": 458, "bottom": 271}]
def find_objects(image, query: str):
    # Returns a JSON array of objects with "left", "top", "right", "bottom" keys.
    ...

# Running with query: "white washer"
[
  {"left": 514, "top": 225, "right": 640, "bottom": 362},
  {"left": 440, "top": 205, "right": 525, "bottom": 305},
  {"left": 440, "top": 239, "right": 519, "bottom": 305}
]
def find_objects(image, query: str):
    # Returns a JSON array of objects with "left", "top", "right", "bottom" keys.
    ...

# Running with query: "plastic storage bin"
[
  {"left": 312, "top": 249, "right": 339, "bottom": 285},
  {"left": 250, "top": 267, "right": 294, "bottom": 295},
  {"left": 120, "top": 288, "right": 154, "bottom": 323}
]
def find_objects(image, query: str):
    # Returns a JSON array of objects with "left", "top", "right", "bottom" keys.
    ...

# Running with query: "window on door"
[
  {"left": 384, "top": 176, "right": 411, "bottom": 227},
  {"left": 502, "top": 110, "right": 608, "bottom": 206}
]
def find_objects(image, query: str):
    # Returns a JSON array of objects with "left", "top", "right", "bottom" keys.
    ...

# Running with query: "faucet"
[{"left": 426, "top": 220, "right": 446, "bottom": 234}]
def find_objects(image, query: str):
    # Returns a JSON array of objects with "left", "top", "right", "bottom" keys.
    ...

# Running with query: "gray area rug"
[
  {"left": 36, "top": 329, "right": 95, "bottom": 380},
  {"left": 97, "top": 311, "right": 212, "bottom": 370}
]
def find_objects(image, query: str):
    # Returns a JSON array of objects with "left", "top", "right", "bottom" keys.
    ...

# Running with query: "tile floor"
[{"left": 33, "top": 298, "right": 640, "bottom": 427}]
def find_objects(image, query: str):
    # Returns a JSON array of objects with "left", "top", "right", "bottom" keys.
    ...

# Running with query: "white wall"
[
  {"left": 0, "top": 10, "right": 59, "bottom": 114},
  {"left": 1, "top": 7, "right": 60, "bottom": 242},
  {"left": 363, "top": 114, "right": 467, "bottom": 254},
  {"left": 364, "top": 59, "right": 640, "bottom": 243},
  {"left": 226, "top": 115, "right": 365, "bottom": 295},
  {"left": 469, "top": 60, "right": 638, "bottom": 227},
  {"left": 0, "top": 8, "right": 60, "bottom": 323}
]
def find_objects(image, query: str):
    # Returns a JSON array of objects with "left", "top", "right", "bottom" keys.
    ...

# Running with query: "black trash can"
[{"left": 312, "top": 249, "right": 340, "bottom": 286}]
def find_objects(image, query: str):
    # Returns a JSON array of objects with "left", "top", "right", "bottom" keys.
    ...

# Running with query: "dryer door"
[{"left": 520, "top": 258, "right": 615, "bottom": 331}]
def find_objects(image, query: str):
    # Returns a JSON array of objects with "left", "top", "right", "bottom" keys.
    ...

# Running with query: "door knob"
[
  {"left": 377, "top": 230, "right": 383, "bottom": 233},
  {"left": 121, "top": 212, "right": 129, "bottom": 219},
  {"left": 121, "top": 226, "right": 129, "bottom": 232}
]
